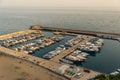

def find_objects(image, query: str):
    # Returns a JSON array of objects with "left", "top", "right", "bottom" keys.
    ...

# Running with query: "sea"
[{"left": 0, "top": 8, "right": 120, "bottom": 73}]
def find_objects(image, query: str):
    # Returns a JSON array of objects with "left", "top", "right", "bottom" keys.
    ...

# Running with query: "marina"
[
  {"left": 0, "top": 25, "right": 120, "bottom": 80},
  {"left": 11, "top": 35, "right": 65, "bottom": 54}
]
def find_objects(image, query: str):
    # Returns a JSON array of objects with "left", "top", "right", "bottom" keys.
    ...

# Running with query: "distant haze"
[{"left": 0, "top": 0, "right": 120, "bottom": 10}]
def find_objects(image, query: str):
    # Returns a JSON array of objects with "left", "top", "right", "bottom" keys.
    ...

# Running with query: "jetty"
[
  {"left": 50, "top": 36, "right": 93, "bottom": 62},
  {"left": 30, "top": 25, "right": 120, "bottom": 39},
  {"left": 0, "top": 30, "right": 40, "bottom": 40}
]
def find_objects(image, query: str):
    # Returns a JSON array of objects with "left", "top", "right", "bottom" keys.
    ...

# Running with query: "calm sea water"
[{"left": 0, "top": 8, "right": 120, "bottom": 73}]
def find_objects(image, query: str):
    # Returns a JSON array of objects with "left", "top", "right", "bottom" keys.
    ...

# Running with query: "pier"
[
  {"left": 0, "top": 30, "right": 40, "bottom": 40},
  {"left": 31, "top": 25, "right": 120, "bottom": 39},
  {"left": 50, "top": 36, "right": 93, "bottom": 62}
]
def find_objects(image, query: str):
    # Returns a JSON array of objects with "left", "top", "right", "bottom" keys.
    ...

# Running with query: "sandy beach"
[{"left": 0, "top": 54, "right": 67, "bottom": 80}]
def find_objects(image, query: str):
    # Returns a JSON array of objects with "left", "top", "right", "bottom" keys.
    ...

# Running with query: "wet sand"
[{"left": 0, "top": 54, "right": 67, "bottom": 80}]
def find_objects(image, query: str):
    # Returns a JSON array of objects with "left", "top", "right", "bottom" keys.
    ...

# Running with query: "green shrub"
[{"left": 94, "top": 73, "right": 120, "bottom": 80}]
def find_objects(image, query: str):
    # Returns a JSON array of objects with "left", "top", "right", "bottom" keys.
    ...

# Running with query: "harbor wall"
[
  {"left": 30, "top": 25, "right": 120, "bottom": 40},
  {"left": 0, "top": 30, "right": 41, "bottom": 40}
]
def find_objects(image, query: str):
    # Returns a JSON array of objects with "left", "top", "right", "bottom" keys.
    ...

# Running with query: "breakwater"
[{"left": 30, "top": 25, "right": 120, "bottom": 40}]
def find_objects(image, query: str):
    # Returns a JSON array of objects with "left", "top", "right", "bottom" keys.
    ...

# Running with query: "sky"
[{"left": 0, "top": 0, "right": 120, "bottom": 10}]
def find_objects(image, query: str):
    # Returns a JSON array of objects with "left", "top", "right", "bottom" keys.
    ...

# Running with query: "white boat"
[
  {"left": 60, "top": 59, "right": 73, "bottom": 64},
  {"left": 117, "top": 38, "right": 120, "bottom": 42},
  {"left": 76, "top": 55, "right": 86, "bottom": 60},
  {"left": 110, "top": 71, "right": 119, "bottom": 75},
  {"left": 117, "top": 68, "right": 120, "bottom": 72},
  {"left": 65, "top": 55, "right": 83, "bottom": 62},
  {"left": 80, "top": 52, "right": 89, "bottom": 57}
]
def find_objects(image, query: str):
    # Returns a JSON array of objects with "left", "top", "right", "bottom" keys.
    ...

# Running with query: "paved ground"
[{"left": 0, "top": 54, "right": 67, "bottom": 80}]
